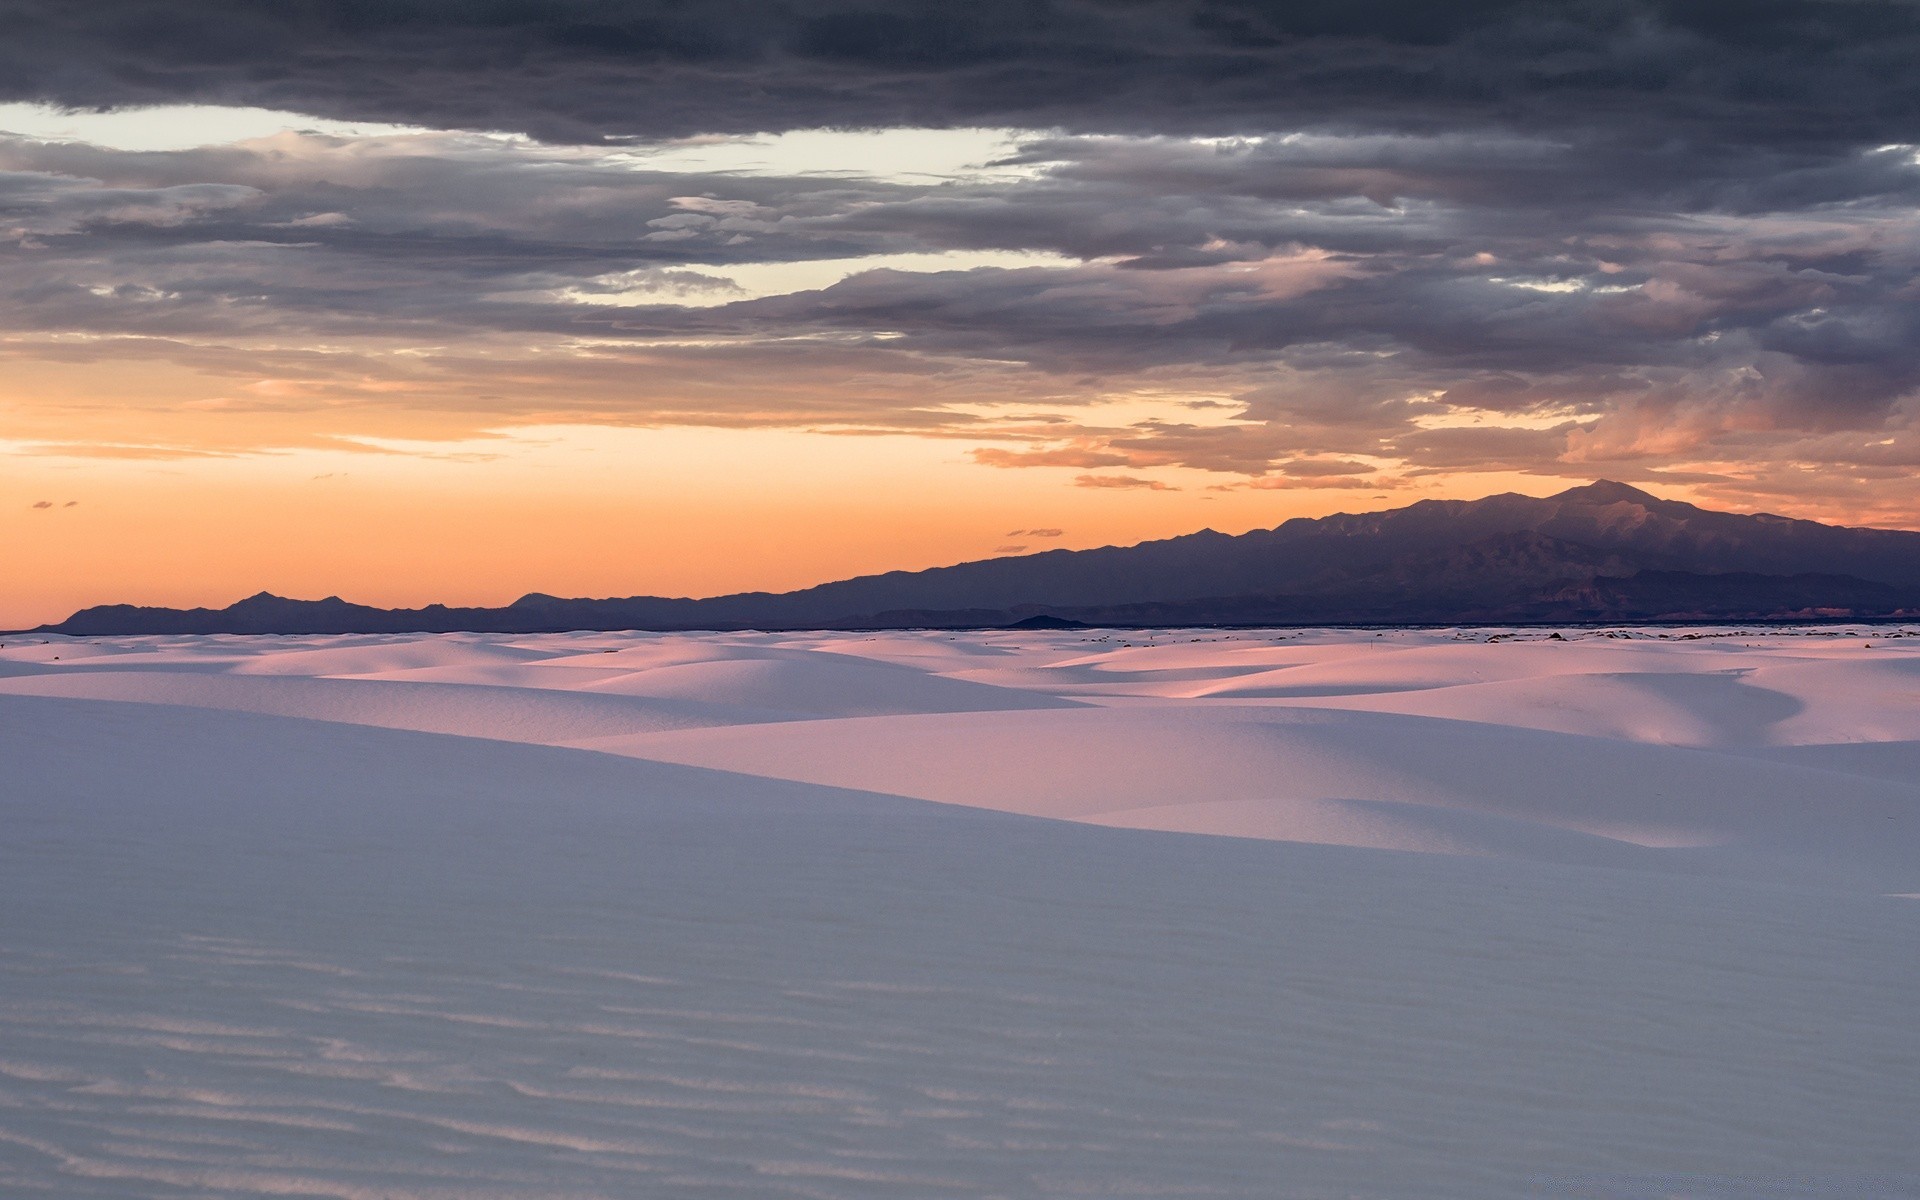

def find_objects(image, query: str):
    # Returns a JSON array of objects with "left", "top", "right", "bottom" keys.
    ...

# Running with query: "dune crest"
[{"left": 4, "top": 624, "right": 1916, "bottom": 887}]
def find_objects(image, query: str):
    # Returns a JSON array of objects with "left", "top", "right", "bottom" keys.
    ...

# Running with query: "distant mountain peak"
[
  {"left": 232, "top": 592, "right": 350, "bottom": 606},
  {"left": 1553, "top": 480, "right": 1661, "bottom": 505}
]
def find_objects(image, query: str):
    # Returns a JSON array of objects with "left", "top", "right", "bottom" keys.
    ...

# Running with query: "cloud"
[
  {"left": 3, "top": 2, "right": 1918, "bottom": 152},
  {"left": 1006, "top": 527, "right": 1063, "bottom": 537},
  {"left": 973, "top": 442, "right": 1139, "bottom": 469},
  {"left": 2, "top": 3, "right": 1919, "bottom": 518},
  {"left": 30, "top": 499, "right": 50, "bottom": 508},
  {"left": 1227, "top": 476, "right": 1386, "bottom": 491},
  {"left": 1274, "top": 459, "right": 1377, "bottom": 478},
  {"left": 16, "top": 441, "right": 242, "bottom": 460},
  {"left": 1074, "top": 474, "right": 1176, "bottom": 491},
  {"left": 4, "top": 120, "right": 1916, "bottom": 494}
]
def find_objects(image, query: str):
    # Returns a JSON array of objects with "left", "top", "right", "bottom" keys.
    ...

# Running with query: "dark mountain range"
[{"left": 37, "top": 482, "right": 1920, "bottom": 635}]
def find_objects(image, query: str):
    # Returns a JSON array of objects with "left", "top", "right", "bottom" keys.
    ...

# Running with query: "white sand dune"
[
  {"left": 5, "top": 627, "right": 1918, "bottom": 884},
  {"left": 1244, "top": 647, "right": 1920, "bottom": 749},
  {"left": 224, "top": 636, "right": 557, "bottom": 676},
  {"left": 1272, "top": 669, "right": 1804, "bottom": 747},
  {"left": 595, "top": 703, "right": 1920, "bottom": 886},
  {"left": 3, "top": 625, "right": 1917, "bottom": 1197},
  {"left": 569, "top": 651, "right": 1081, "bottom": 717},
  {"left": 1185, "top": 639, "right": 1763, "bottom": 698},
  {"left": 0, "top": 669, "right": 789, "bottom": 740}
]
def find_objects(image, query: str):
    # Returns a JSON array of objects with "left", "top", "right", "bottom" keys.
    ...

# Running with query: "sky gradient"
[{"left": 6, "top": 1, "right": 1920, "bottom": 628}]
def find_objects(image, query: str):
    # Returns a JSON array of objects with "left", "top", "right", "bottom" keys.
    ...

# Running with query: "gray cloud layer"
[
  {"left": 5, "top": 1, "right": 1919, "bottom": 148},
  {"left": 3, "top": 1, "right": 1919, "bottom": 516}
]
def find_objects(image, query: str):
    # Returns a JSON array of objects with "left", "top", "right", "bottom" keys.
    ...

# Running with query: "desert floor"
[{"left": 4, "top": 625, "right": 1917, "bottom": 1198}]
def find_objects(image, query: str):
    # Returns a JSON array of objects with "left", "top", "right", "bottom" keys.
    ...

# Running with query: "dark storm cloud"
[
  {"left": 5, "top": 124, "right": 1917, "bottom": 454},
  {"left": 3, "top": 1, "right": 1919, "bottom": 150},
  {"left": 5, "top": 1, "right": 1920, "bottom": 505}
]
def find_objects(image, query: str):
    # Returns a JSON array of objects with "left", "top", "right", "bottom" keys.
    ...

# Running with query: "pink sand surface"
[{"left": 3, "top": 626, "right": 1916, "bottom": 1197}]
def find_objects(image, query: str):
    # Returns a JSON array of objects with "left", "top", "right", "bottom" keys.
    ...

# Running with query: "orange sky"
[
  {"left": 5, "top": 107, "right": 1919, "bottom": 628},
  {"left": 4, "top": 420, "right": 1579, "bottom": 629},
  {"left": 6, "top": 307, "right": 1915, "bottom": 630}
]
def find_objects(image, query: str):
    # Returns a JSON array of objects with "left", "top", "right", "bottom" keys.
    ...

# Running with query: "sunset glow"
[{"left": 6, "top": 5, "right": 1919, "bottom": 628}]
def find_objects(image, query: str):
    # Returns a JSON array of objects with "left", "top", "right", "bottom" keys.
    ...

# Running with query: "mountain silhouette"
[{"left": 38, "top": 482, "right": 1920, "bottom": 634}]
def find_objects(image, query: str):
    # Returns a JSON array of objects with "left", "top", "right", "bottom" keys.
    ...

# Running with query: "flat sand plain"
[{"left": 4, "top": 626, "right": 1917, "bottom": 1197}]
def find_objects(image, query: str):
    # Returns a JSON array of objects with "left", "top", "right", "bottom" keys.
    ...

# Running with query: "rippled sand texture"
[{"left": 4, "top": 626, "right": 1918, "bottom": 1198}]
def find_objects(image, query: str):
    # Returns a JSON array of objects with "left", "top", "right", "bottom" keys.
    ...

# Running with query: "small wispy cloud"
[
  {"left": 973, "top": 444, "right": 1134, "bottom": 469},
  {"left": 1074, "top": 474, "right": 1175, "bottom": 491}
]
